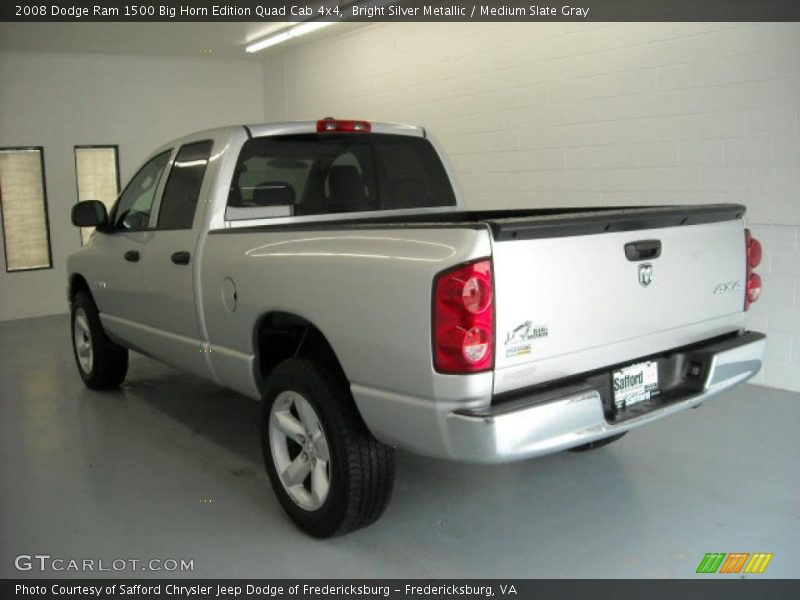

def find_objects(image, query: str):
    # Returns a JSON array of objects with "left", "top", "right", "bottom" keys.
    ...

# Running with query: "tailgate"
[{"left": 490, "top": 207, "right": 747, "bottom": 395}]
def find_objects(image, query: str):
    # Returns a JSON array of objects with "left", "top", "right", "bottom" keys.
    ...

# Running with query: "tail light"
[
  {"left": 316, "top": 118, "right": 371, "bottom": 133},
  {"left": 744, "top": 228, "right": 762, "bottom": 310},
  {"left": 433, "top": 259, "right": 494, "bottom": 373}
]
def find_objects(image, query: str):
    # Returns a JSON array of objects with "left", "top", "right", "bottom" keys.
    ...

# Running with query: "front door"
[{"left": 92, "top": 149, "right": 172, "bottom": 344}]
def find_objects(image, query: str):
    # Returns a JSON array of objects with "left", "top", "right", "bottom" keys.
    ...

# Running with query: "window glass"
[
  {"left": 157, "top": 140, "right": 213, "bottom": 230},
  {"left": 236, "top": 157, "right": 312, "bottom": 208},
  {"left": 0, "top": 148, "right": 52, "bottom": 271},
  {"left": 75, "top": 146, "right": 119, "bottom": 245},
  {"left": 113, "top": 150, "right": 171, "bottom": 231},
  {"left": 227, "top": 134, "right": 455, "bottom": 219}
]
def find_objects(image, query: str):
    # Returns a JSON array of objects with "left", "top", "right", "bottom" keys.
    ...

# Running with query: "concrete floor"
[{"left": 1, "top": 315, "right": 798, "bottom": 579}]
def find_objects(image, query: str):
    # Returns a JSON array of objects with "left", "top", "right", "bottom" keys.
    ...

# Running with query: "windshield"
[{"left": 227, "top": 133, "right": 456, "bottom": 219}]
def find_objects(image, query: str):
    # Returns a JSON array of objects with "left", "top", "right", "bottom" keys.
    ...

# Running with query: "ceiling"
[{"left": 0, "top": 22, "right": 359, "bottom": 59}]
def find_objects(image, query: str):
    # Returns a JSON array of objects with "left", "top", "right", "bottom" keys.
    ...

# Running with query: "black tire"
[
  {"left": 569, "top": 432, "right": 627, "bottom": 452},
  {"left": 261, "top": 358, "right": 395, "bottom": 537},
  {"left": 70, "top": 291, "right": 128, "bottom": 390}
]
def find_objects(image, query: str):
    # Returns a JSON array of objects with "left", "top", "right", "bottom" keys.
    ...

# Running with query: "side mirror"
[{"left": 71, "top": 200, "right": 109, "bottom": 230}]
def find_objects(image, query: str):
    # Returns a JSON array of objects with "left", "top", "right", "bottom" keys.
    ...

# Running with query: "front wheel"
[
  {"left": 261, "top": 358, "right": 395, "bottom": 537},
  {"left": 71, "top": 291, "right": 128, "bottom": 390}
]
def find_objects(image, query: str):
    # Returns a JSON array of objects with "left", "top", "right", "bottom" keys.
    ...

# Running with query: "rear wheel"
[
  {"left": 569, "top": 432, "right": 627, "bottom": 452},
  {"left": 70, "top": 292, "right": 128, "bottom": 390},
  {"left": 261, "top": 358, "right": 395, "bottom": 537}
]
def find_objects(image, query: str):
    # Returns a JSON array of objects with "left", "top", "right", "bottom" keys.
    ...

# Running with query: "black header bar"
[
  {"left": 4, "top": 579, "right": 800, "bottom": 600},
  {"left": 4, "top": 0, "right": 800, "bottom": 22}
]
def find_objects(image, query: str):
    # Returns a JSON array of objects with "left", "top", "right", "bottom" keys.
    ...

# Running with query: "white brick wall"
[
  {"left": 0, "top": 51, "right": 265, "bottom": 321},
  {"left": 263, "top": 22, "right": 800, "bottom": 392}
]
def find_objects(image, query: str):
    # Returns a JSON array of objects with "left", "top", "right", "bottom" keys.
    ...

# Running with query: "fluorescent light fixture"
[{"left": 246, "top": 21, "right": 335, "bottom": 53}]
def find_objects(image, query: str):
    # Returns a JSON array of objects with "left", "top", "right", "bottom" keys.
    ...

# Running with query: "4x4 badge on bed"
[{"left": 638, "top": 263, "right": 653, "bottom": 287}]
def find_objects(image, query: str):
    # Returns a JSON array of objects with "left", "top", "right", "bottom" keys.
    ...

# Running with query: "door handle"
[
  {"left": 171, "top": 251, "right": 191, "bottom": 265},
  {"left": 124, "top": 250, "right": 140, "bottom": 263},
  {"left": 624, "top": 240, "right": 661, "bottom": 261}
]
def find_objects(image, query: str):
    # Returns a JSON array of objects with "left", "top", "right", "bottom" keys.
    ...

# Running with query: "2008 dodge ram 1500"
[{"left": 67, "top": 118, "right": 766, "bottom": 537}]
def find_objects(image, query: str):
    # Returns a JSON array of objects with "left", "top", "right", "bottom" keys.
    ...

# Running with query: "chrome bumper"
[{"left": 445, "top": 331, "right": 766, "bottom": 464}]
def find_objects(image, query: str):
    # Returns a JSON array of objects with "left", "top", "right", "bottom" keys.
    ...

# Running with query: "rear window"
[{"left": 226, "top": 133, "right": 456, "bottom": 219}]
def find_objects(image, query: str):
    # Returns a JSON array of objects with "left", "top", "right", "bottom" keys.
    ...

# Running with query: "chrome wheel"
[
  {"left": 73, "top": 308, "right": 93, "bottom": 374},
  {"left": 268, "top": 391, "right": 331, "bottom": 511}
]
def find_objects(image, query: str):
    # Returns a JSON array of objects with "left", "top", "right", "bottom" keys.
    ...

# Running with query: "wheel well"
[
  {"left": 69, "top": 274, "right": 91, "bottom": 304},
  {"left": 254, "top": 312, "right": 348, "bottom": 388}
]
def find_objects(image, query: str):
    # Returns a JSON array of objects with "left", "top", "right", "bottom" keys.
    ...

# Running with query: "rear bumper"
[{"left": 444, "top": 331, "right": 765, "bottom": 463}]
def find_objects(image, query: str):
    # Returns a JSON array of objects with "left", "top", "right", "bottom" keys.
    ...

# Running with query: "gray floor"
[{"left": 1, "top": 315, "right": 798, "bottom": 579}]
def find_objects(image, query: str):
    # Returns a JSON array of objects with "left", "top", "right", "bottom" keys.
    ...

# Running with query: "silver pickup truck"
[{"left": 68, "top": 119, "right": 766, "bottom": 537}]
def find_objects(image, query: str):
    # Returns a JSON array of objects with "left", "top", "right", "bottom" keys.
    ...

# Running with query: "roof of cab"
[{"left": 149, "top": 120, "right": 426, "bottom": 159}]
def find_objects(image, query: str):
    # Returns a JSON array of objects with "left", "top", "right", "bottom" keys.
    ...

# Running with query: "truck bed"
[{"left": 212, "top": 202, "right": 748, "bottom": 397}]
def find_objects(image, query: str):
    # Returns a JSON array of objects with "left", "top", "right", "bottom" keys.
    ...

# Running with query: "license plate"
[{"left": 612, "top": 360, "right": 659, "bottom": 411}]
